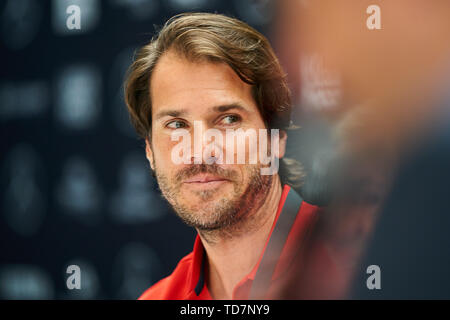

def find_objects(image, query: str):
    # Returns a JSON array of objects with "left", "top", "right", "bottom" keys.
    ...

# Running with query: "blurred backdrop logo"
[
  {"left": 0, "top": 265, "right": 54, "bottom": 300},
  {"left": 109, "top": 152, "right": 166, "bottom": 224},
  {"left": 1, "top": 144, "right": 46, "bottom": 237},
  {"left": 1, "top": 0, "right": 42, "bottom": 50},
  {"left": 55, "top": 156, "right": 103, "bottom": 224},
  {"left": 54, "top": 65, "right": 102, "bottom": 131}
]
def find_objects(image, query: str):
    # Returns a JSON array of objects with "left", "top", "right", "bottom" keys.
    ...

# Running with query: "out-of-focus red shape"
[{"left": 270, "top": 0, "right": 450, "bottom": 299}]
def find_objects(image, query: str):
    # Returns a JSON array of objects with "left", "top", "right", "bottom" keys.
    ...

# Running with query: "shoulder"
[{"left": 138, "top": 252, "right": 194, "bottom": 300}]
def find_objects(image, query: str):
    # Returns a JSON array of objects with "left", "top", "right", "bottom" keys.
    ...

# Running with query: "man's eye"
[
  {"left": 166, "top": 120, "right": 187, "bottom": 129},
  {"left": 221, "top": 114, "right": 241, "bottom": 125}
]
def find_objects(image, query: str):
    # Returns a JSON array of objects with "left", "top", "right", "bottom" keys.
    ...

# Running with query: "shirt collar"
[
  {"left": 190, "top": 184, "right": 294, "bottom": 296},
  {"left": 189, "top": 235, "right": 207, "bottom": 296}
]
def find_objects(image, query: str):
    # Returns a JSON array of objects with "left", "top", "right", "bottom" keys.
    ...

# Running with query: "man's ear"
[
  {"left": 145, "top": 137, "right": 154, "bottom": 171},
  {"left": 277, "top": 129, "right": 288, "bottom": 159}
]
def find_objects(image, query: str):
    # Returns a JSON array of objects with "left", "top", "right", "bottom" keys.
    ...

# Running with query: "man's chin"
[
  {"left": 178, "top": 186, "right": 236, "bottom": 211},
  {"left": 180, "top": 180, "right": 232, "bottom": 200}
]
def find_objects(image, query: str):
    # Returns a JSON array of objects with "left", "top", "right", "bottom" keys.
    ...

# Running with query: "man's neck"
[{"left": 198, "top": 176, "right": 283, "bottom": 299}]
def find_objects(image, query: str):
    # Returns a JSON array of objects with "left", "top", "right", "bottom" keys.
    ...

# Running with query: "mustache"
[{"left": 174, "top": 163, "right": 238, "bottom": 183}]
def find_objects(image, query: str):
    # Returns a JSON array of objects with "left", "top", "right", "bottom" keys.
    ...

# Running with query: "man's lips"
[{"left": 183, "top": 174, "right": 229, "bottom": 184}]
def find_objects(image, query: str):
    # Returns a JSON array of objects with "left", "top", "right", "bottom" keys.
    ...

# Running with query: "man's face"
[{"left": 145, "top": 50, "right": 286, "bottom": 231}]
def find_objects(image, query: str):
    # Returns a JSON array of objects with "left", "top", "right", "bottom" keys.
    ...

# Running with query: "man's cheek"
[{"left": 153, "top": 139, "right": 173, "bottom": 162}]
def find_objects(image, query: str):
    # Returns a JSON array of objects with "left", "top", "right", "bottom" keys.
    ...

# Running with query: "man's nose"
[{"left": 190, "top": 120, "right": 224, "bottom": 164}]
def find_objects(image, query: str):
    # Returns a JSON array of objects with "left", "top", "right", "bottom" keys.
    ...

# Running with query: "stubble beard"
[{"left": 153, "top": 162, "right": 273, "bottom": 243}]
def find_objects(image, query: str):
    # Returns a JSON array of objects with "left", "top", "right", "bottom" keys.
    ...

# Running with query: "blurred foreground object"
[{"left": 269, "top": 0, "right": 450, "bottom": 299}]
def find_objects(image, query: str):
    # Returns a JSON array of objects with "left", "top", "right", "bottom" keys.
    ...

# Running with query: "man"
[{"left": 124, "top": 12, "right": 320, "bottom": 300}]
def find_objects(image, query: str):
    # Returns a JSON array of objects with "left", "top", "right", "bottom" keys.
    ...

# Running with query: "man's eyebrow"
[
  {"left": 155, "top": 109, "right": 187, "bottom": 120},
  {"left": 155, "top": 103, "right": 249, "bottom": 121},
  {"left": 212, "top": 103, "right": 249, "bottom": 114}
]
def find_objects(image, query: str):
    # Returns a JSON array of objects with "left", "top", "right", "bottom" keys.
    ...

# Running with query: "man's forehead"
[{"left": 150, "top": 50, "right": 255, "bottom": 115}]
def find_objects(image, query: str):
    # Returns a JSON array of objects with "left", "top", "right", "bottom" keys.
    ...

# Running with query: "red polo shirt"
[{"left": 139, "top": 184, "right": 320, "bottom": 300}]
